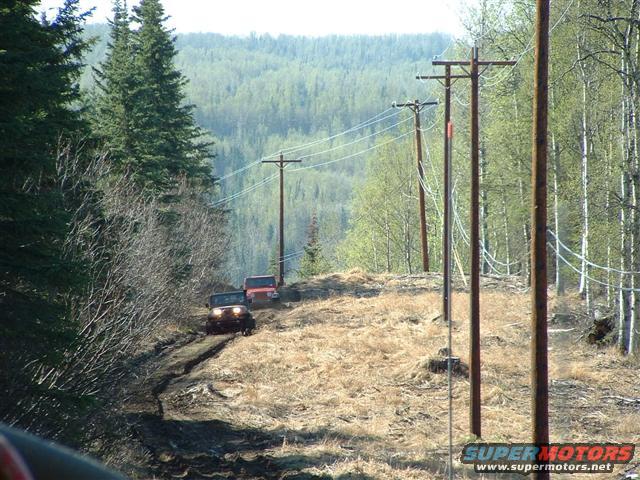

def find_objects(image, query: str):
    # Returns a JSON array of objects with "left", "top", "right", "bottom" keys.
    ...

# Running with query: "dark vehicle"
[
  {"left": 243, "top": 275, "right": 280, "bottom": 305},
  {"left": 205, "top": 291, "right": 255, "bottom": 335}
]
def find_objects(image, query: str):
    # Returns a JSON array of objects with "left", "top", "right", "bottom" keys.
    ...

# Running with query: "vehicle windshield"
[
  {"left": 210, "top": 292, "right": 245, "bottom": 306},
  {"left": 245, "top": 276, "right": 276, "bottom": 288}
]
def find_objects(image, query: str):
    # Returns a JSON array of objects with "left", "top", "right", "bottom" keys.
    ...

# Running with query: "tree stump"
[{"left": 427, "top": 355, "right": 469, "bottom": 377}]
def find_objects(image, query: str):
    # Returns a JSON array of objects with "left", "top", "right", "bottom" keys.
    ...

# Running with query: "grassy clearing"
[{"left": 166, "top": 273, "right": 640, "bottom": 479}]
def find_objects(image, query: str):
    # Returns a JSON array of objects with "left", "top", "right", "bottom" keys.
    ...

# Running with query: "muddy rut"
[{"left": 127, "top": 311, "right": 324, "bottom": 480}]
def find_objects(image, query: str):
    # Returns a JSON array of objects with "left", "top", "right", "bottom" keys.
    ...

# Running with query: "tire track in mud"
[
  {"left": 150, "top": 335, "right": 235, "bottom": 417},
  {"left": 126, "top": 333, "right": 237, "bottom": 478},
  {"left": 127, "top": 310, "right": 327, "bottom": 480}
]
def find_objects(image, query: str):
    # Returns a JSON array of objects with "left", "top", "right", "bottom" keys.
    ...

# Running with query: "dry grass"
[{"left": 165, "top": 273, "right": 640, "bottom": 479}]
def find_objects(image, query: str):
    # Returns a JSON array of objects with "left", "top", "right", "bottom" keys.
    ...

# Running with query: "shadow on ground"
[
  {"left": 129, "top": 414, "right": 387, "bottom": 479},
  {"left": 128, "top": 413, "right": 452, "bottom": 479}
]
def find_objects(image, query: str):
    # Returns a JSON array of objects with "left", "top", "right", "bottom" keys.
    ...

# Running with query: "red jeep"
[{"left": 243, "top": 275, "right": 280, "bottom": 305}]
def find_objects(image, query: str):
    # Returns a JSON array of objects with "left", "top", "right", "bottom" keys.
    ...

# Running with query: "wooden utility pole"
[
  {"left": 446, "top": 119, "right": 454, "bottom": 480},
  {"left": 417, "top": 69, "right": 467, "bottom": 330},
  {"left": 262, "top": 153, "right": 302, "bottom": 286},
  {"left": 425, "top": 49, "right": 515, "bottom": 439},
  {"left": 531, "top": 0, "right": 550, "bottom": 477},
  {"left": 469, "top": 45, "right": 482, "bottom": 439},
  {"left": 393, "top": 99, "right": 438, "bottom": 272}
]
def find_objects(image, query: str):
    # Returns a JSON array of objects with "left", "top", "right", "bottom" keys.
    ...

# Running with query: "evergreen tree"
[
  {"left": 93, "top": 0, "right": 212, "bottom": 193},
  {"left": 298, "top": 213, "right": 330, "bottom": 278},
  {"left": 92, "top": 0, "right": 138, "bottom": 171},
  {"left": 0, "top": 0, "right": 90, "bottom": 425},
  {"left": 268, "top": 243, "right": 279, "bottom": 276},
  {"left": 130, "top": 0, "right": 211, "bottom": 191}
]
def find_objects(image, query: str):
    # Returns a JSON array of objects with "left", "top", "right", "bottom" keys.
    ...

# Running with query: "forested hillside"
[
  {"left": 80, "top": 5, "right": 640, "bottom": 355},
  {"left": 81, "top": 27, "right": 451, "bottom": 282}
]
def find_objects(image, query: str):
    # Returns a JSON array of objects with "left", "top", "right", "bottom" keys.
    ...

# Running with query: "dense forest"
[{"left": 80, "top": 26, "right": 451, "bottom": 283}]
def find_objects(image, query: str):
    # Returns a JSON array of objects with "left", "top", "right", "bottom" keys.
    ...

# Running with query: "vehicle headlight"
[
  {"left": 232, "top": 307, "right": 242, "bottom": 315},
  {"left": 212, "top": 308, "right": 223, "bottom": 316}
]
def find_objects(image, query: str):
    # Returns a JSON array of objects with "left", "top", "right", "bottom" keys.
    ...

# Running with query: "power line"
[
  {"left": 448, "top": 192, "right": 520, "bottom": 275},
  {"left": 217, "top": 159, "right": 263, "bottom": 182},
  {"left": 217, "top": 107, "right": 402, "bottom": 181},
  {"left": 296, "top": 115, "right": 414, "bottom": 161},
  {"left": 280, "top": 107, "right": 401, "bottom": 156},
  {"left": 548, "top": 230, "right": 640, "bottom": 275},
  {"left": 282, "top": 250, "right": 304, "bottom": 260},
  {"left": 212, "top": 173, "right": 279, "bottom": 206},
  {"left": 214, "top": 109, "right": 434, "bottom": 205},
  {"left": 549, "top": 242, "right": 640, "bottom": 293},
  {"left": 289, "top": 130, "right": 416, "bottom": 172}
]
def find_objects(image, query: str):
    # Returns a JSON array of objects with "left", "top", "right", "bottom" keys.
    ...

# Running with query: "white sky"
[{"left": 37, "top": 0, "right": 466, "bottom": 37}]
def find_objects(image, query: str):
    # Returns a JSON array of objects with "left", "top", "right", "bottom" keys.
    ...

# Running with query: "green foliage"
[
  {"left": 93, "top": 0, "right": 212, "bottom": 192},
  {"left": 298, "top": 213, "right": 331, "bottom": 278},
  {"left": 0, "top": 0, "right": 90, "bottom": 428},
  {"left": 339, "top": 135, "right": 422, "bottom": 273},
  {"left": 80, "top": 27, "right": 449, "bottom": 282}
]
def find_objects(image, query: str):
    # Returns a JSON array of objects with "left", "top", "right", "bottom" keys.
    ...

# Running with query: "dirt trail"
[
  {"left": 126, "top": 274, "right": 639, "bottom": 480},
  {"left": 126, "top": 310, "right": 317, "bottom": 480}
]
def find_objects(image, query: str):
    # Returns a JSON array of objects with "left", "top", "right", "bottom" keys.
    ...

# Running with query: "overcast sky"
[{"left": 37, "top": 0, "right": 467, "bottom": 37}]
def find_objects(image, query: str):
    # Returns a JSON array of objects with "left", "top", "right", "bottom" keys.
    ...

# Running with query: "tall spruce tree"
[
  {"left": 0, "top": 0, "right": 90, "bottom": 425},
  {"left": 298, "top": 213, "right": 330, "bottom": 278},
  {"left": 93, "top": 0, "right": 139, "bottom": 171},
  {"left": 93, "top": 0, "right": 212, "bottom": 193},
  {"left": 131, "top": 0, "right": 211, "bottom": 191}
]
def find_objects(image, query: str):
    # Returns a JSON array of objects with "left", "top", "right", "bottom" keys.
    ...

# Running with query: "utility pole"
[
  {"left": 393, "top": 99, "right": 438, "bottom": 272},
  {"left": 262, "top": 153, "right": 302, "bottom": 287},
  {"left": 446, "top": 119, "right": 454, "bottom": 480},
  {"left": 424, "top": 49, "right": 515, "bottom": 439},
  {"left": 469, "top": 45, "right": 482, "bottom": 440},
  {"left": 531, "top": 0, "right": 550, "bottom": 478},
  {"left": 417, "top": 68, "right": 467, "bottom": 330}
]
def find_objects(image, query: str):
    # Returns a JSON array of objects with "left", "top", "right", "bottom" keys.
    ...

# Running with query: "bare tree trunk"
[
  {"left": 499, "top": 176, "right": 512, "bottom": 275},
  {"left": 619, "top": 78, "right": 634, "bottom": 353},
  {"left": 629, "top": 86, "right": 639, "bottom": 354},
  {"left": 480, "top": 144, "right": 490, "bottom": 274},
  {"left": 513, "top": 94, "right": 530, "bottom": 280},
  {"left": 404, "top": 214, "right": 412, "bottom": 274},
  {"left": 577, "top": 35, "right": 591, "bottom": 313},
  {"left": 618, "top": 167, "right": 630, "bottom": 352},
  {"left": 606, "top": 122, "right": 613, "bottom": 308},
  {"left": 385, "top": 212, "right": 391, "bottom": 273},
  {"left": 552, "top": 131, "right": 564, "bottom": 295},
  {"left": 371, "top": 228, "right": 379, "bottom": 272}
]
